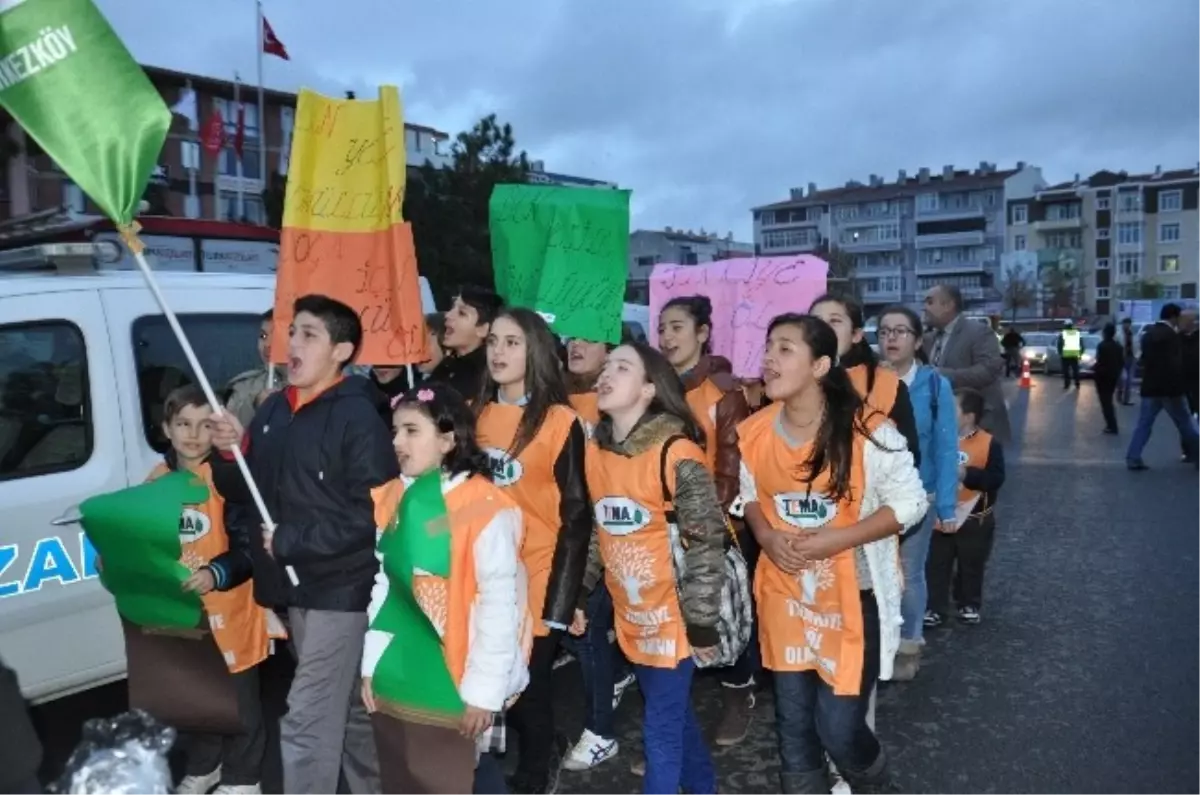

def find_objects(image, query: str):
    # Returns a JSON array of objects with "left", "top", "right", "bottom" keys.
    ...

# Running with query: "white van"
[{"left": 0, "top": 243, "right": 434, "bottom": 702}]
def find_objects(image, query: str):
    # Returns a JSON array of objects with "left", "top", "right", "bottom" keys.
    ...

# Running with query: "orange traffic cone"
[{"left": 1019, "top": 359, "right": 1031, "bottom": 389}]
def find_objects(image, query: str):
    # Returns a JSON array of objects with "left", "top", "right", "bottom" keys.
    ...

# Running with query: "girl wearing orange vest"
[
  {"left": 577, "top": 341, "right": 726, "bottom": 794},
  {"left": 737, "top": 314, "right": 927, "bottom": 794},
  {"left": 657, "top": 295, "right": 758, "bottom": 744},
  {"left": 155, "top": 385, "right": 276, "bottom": 795},
  {"left": 474, "top": 308, "right": 592, "bottom": 793},
  {"left": 362, "top": 383, "right": 530, "bottom": 794},
  {"left": 811, "top": 294, "right": 921, "bottom": 472}
]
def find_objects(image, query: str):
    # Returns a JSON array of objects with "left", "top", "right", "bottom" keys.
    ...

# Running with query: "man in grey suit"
[{"left": 923, "top": 285, "right": 1012, "bottom": 443}]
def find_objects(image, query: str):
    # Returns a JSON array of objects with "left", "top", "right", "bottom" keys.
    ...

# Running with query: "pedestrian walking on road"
[
  {"left": 1057, "top": 320, "right": 1083, "bottom": 389},
  {"left": 877, "top": 306, "right": 959, "bottom": 682},
  {"left": 1125, "top": 303, "right": 1199, "bottom": 470},
  {"left": 738, "top": 313, "right": 926, "bottom": 795},
  {"left": 922, "top": 285, "right": 1011, "bottom": 443},
  {"left": 1000, "top": 327, "right": 1025, "bottom": 377},
  {"left": 1118, "top": 318, "right": 1138, "bottom": 405},
  {"left": 1093, "top": 324, "right": 1125, "bottom": 435},
  {"left": 926, "top": 389, "right": 1006, "bottom": 627}
]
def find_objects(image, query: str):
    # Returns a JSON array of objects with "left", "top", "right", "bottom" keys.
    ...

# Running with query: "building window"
[
  {"left": 132, "top": 313, "right": 265, "bottom": 453},
  {"left": 1161, "top": 285, "right": 1182, "bottom": 299},
  {"left": 1096, "top": 258, "right": 1110, "bottom": 270},
  {"left": 635, "top": 255, "right": 656, "bottom": 267},
  {"left": 1047, "top": 203, "right": 1081, "bottom": 220},
  {"left": 0, "top": 321, "right": 92, "bottom": 481},
  {"left": 1160, "top": 254, "right": 1181, "bottom": 274},
  {"left": 1159, "top": 190, "right": 1183, "bottom": 213},
  {"left": 62, "top": 182, "right": 86, "bottom": 213},
  {"left": 1117, "top": 254, "right": 1142, "bottom": 277},
  {"left": 1096, "top": 196, "right": 1110, "bottom": 210},
  {"left": 762, "top": 228, "right": 819, "bottom": 250},
  {"left": 1118, "top": 192, "right": 1142, "bottom": 213},
  {"left": 1011, "top": 205, "right": 1028, "bottom": 224},
  {"left": 214, "top": 99, "right": 263, "bottom": 181},
  {"left": 1014, "top": 235, "right": 1026, "bottom": 251},
  {"left": 1159, "top": 222, "right": 1181, "bottom": 243},
  {"left": 918, "top": 193, "right": 938, "bottom": 213},
  {"left": 759, "top": 210, "right": 775, "bottom": 225},
  {"left": 1097, "top": 228, "right": 1110, "bottom": 240},
  {"left": 218, "top": 190, "right": 265, "bottom": 225},
  {"left": 1096, "top": 287, "right": 1110, "bottom": 299},
  {"left": 1117, "top": 222, "right": 1142, "bottom": 245}
]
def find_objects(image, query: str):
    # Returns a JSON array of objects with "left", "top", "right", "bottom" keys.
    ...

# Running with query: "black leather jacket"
[{"left": 542, "top": 418, "right": 592, "bottom": 627}]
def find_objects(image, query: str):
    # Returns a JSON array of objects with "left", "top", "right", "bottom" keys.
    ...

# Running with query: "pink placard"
[{"left": 649, "top": 255, "right": 828, "bottom": 378}]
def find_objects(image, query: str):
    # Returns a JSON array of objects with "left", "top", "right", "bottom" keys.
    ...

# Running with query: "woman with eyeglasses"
[{"left": 875, "top": 305, "right": 958, "bottom": 681}]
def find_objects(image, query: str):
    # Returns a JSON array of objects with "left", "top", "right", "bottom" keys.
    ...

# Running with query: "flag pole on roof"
[{"left": 0, "top": 0, "right": 293, "bottom": 581}]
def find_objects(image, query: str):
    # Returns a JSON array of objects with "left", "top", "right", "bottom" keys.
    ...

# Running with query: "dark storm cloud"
[{"left": 100, "top": 0, "right": 1199, "bottom": 238}]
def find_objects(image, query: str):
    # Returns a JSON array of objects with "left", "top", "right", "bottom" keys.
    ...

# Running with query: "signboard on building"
[
  {"left": 201, "top": 239, "right": 279, "bottom": 273},
  {"left": 93, "top": 232, "right": 195, "bottom": 271}
]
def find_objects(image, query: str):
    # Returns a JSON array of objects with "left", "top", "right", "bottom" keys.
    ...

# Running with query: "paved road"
[{"left": 31, "top": 376, "right": 1200, "bottom": 793}]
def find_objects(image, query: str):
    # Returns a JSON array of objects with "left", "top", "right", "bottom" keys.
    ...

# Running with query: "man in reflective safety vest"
[{"left": 1058, "top": 321, "right": 1083, "bottom": 389}]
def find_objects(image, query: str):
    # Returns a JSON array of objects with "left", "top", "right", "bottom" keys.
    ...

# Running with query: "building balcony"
[
  {"left": 838, "top": 237, "right": 903, "bottom": 253},
  {"left": 1033, "top": 216, "right": 1083, "bottom": 233},
  {"left": 915, "top": 204, "right": 987, "bottom": 221},
  {"left": 914, "top": 259, "right": 988, "bottom": 276},
  {"left": 835, "top": 210, "right": 900, "bottom": 229},
  {"left": 760, "top": 215, "right": 821, "bottom": 229},
  {"left": 914, "top": 230, "right": 985, "bottom": 249},
  {"left": 859, "top": 286, "right": 903, "bottom": 303},
  {"left": 759, "top": 238, "right": 821, "bottom": 255}
]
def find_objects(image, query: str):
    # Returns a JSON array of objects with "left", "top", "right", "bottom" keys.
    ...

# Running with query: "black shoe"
[
  {"left": 1103, "top": 427, "right": 1119, "bottom": 435},
  {"left": 958, "top": 605, "right": 981, "bottom": 624},
  {"left": 1127, "top": 461, "right": 1149, "bottom": 471},
  {"left": 923, "top": 609, "right": 944, "bottom": 628}
]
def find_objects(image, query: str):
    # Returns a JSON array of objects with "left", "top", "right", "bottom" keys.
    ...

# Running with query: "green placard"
[
  {"left": 490, "top": 184, "right": 631, "bottom": 344},
  {"left": 80, "top": 472, "right": 206, "bottom": 630}
]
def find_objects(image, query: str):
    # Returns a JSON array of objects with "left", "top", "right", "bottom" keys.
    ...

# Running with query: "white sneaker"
[
  {"left": 214, "top": 785, "right": 262, "bottom": 795},
  {"left": 829, "top": 758, "right": 852, "bottom": 794},
  {"left": 176, "top": 767, "right": 221, "bottom": 795},
  {"left": 612, "top": 672, "right": 636, "bottom": 709},
  {"left": 562, "top": 729, "right": 619, "bottom": 771},
  {"left": 552, "top": 650, "right": 576, "bottom": 670}
]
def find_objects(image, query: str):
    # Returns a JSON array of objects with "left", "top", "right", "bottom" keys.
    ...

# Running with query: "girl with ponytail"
[
  {"left": 735, "top": 313, "right": 926, "bottom": 794},
  {"left": 810, "top": 294, "right": 921, "bottom": 471}
]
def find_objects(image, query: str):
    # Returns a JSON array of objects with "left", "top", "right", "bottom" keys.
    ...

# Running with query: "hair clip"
[
  {"left": 417, "top": 388, "right": 435, "bottom": 403},
  {"left": 389, "top": 394, "right": 405, "bottom": 410}
]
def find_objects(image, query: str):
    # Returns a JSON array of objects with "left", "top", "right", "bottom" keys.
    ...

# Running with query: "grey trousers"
[{"left": 282, "top": 608, "right": 379, "bottom": 794}]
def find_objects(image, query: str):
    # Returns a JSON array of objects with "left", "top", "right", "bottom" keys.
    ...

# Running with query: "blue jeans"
[
  {"left": 473, "top": 752, "right": 507, "bottom": 794},
  {"left": 899, "top": 514, "right": 934, "bottom": 642},
  {"left": 561, "top": 585, "right": 628, "bottom": 738},
  {"left": 773, "top": 594, "right": 883, "bottom": 782},
  {"left": 633, "top": 658, "right": 716, "bottom": 794},
  {"left": 1126, "top": 396, "right": 1199, "bottom": 464}
]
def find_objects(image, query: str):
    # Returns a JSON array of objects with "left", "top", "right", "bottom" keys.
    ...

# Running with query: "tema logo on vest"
[
  {"left": 179, "top": 508, "right": 212, "bottom": 542},
  {"left": 485, "top": 448, "right": 524, "bottom": 486},
  {"left": 775, "top": 492, "right": 837, "bottom": 529},
  {"left": 957, "top": 450, "right": 970, "bottom": 466},
  {"left": 594, "top": 497, "right": 652, "bottom": 536}
]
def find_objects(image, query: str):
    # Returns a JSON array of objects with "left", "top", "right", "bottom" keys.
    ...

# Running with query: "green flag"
[
  {"left": 490, "top": 184, "right": 631, "bottom": 344},
  {"left": 0, "top": 0, "right": 171, "bottom": 226},
  {"left": 371, "top": 471, "right": 464, "bottom": 722},
  {"left": 80, "top": 472, "right": 206, "bottom": 630}
]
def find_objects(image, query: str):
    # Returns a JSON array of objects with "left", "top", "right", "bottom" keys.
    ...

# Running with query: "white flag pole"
[{"left": 121, "top": 229, "right": 298, "bottom": 585}]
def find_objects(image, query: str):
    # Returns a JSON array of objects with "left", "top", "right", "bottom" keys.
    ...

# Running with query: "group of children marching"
[{"left": 138, "top": 285, "right": 1005, "bottom": 795}]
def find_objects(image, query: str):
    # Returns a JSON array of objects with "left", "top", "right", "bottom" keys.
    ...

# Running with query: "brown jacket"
[{"left": 682, "top": 355, "right": 749, "bottom": 512}]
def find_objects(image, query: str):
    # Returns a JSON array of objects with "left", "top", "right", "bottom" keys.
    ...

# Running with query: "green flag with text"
[
  {"left": 490, "top": 184, "right": 631, "bottom": 344},
  {"left": 0, "top": 0, "right": 170, "bottom": 226}
]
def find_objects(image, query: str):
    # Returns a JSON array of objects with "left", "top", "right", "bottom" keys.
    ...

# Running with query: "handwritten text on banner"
[
  {"left": 649, "top": 256, "right": 828, "bottom": 378},
  {"left": 272, "top": 87, "right": 427, "bottom": 366},
  {"left": 490, "top": 184, "right": 631, "bottom": 344}
]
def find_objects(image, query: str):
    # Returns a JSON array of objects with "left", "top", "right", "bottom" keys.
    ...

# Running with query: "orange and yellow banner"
[{"left": 271, "top": 86, "right": 428, "bottom": 366}]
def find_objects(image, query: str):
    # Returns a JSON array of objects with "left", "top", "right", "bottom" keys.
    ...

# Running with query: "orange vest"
[
  {"left": 956, "top": 429, "right": 993, "bottom": 508},
  {"left": 848, "top": 364, "right": 899, "bottom": 418},
  {"left": 476, "top": 402, "right": 579, "bottom": 636},
  {"left": 568, "top": 392, "right": 600, "bottom": 431},
  {"left": 685, "top": 378, "right": 724, "bottom": 474},
  {"left": 736, "top": 404, "right": 881, "bottom": 696},
  {"left": 371, "top": 475, "right": 533, "bottom": 688},
  {"left": 148, "top": 462, "right": 272, "bottom": 674},
  {"left": 584, "top": 435, "right": 705, "bottom": 668}
]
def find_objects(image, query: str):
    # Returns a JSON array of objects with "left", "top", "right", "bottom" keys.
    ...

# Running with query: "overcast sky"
[{"left": 98, "top": 0, "right": 1199, "bottom": 240}]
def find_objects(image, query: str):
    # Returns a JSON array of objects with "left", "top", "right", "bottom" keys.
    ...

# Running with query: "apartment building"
[
  {"left": 1005, "top": 166, "right": 1199, "bottom": 318},
  {"left": 626, "top": 228, "right": 754, "bottom": 303},
  {"left": 751, "top": 162, "right": 1045, "bottom": 314},
  {"left": 0, "top": 64, "right": 454, "bottom": 225}
]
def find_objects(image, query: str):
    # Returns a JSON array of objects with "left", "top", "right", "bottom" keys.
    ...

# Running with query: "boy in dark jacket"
[
  {"left": 1093, "top": 323, "right": 1125, "bottom": 434},
  {"left": 430, "top": 285, "right": 503, "bottom": 400},
  {"left": 925, "top": 388, "right": 1006, "bottom": 627},
  {"left": 210, "top": 295, "right": 398, "bottom": 794}
]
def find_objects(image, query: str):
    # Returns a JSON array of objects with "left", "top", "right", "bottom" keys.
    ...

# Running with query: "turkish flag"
[
  {"left": 262, "top": 17, "right": 289, "bottom": 60},
  {"left": 233, "top": 104, "right": 246, "bottom": 158},
  {"left": 202, "top": 107, "right": 225, "bottom": 155}
]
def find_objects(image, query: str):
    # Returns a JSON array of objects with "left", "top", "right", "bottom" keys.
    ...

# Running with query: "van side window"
[
  {"left": 0, "top": 321, "right": 92, "bottom": 480},
  {"left": 132, "top": 314, "right": 265, "bottom": 453}
]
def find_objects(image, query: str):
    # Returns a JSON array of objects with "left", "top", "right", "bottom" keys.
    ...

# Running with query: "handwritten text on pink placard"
[{"left": 649, "top": 256, "right": 828, "bottom": 378}]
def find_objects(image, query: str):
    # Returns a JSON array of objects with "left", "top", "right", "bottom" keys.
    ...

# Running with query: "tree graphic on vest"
[
  {"left": 607, "top": 541, "right": 655, "bottom": 605},
  {"left": 798, "top": 558, "right": 835, "bottom": 605}
]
